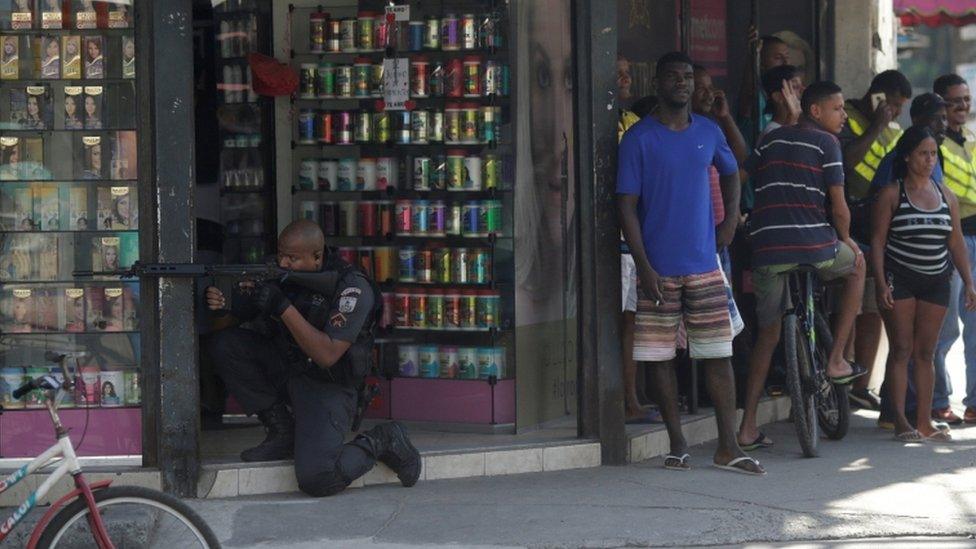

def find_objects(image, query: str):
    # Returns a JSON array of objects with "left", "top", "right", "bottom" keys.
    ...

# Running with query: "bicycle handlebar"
[{"left": 12, "top": 379, "right": 38, "bottom": 400}]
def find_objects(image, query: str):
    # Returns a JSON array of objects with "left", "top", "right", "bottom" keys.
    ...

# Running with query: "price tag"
[
  {"left": 382, "top": 58, "right": 410, "bottom": 110},
  {"left": 385, "top": 5, "right": 410, "bottom": 21}
]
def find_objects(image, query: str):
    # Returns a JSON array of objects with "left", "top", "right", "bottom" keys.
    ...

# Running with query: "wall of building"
[{"left": 833, "top": 0, "right": 897, "bottom": 96}]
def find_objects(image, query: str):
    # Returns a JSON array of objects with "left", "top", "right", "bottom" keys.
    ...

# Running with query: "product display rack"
[
  {"left": 0, "top": 0, "right": 141, "bottom": 458},
  {"left": 285, "top": 1, "right": 514, "bottom": 428}
]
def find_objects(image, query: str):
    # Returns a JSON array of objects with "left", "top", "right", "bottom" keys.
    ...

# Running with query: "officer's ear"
[{"left": 313, "top": 249, "right": 323, "bottom": 262}]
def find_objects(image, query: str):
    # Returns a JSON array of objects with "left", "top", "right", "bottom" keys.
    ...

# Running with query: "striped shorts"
[{"left": 634, "top": 268, "right": 733, "bottom": 362}]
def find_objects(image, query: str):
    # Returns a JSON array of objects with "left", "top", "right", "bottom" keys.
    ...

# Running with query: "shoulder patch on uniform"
[
  {"left": 330, "top": 312, "right": 347, "bottom": 328},
  {"left": 338, "top": 295, "right": 358, "bottom": 313},
  {"left": 340, "top": 287, "right": 362, "bottom": 297}
]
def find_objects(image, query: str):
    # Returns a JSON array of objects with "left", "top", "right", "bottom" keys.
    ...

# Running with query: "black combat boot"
[
  {"left": 359, "top": 422, "right": 421, "bottom": 487},
  {"left": 241, "top": 402, "right": 295, "bottom": 462}
]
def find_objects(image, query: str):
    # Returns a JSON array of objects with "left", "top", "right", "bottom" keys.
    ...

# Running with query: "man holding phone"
[{"left": 839, "top": 70, "right": 913, "bottom": 412}]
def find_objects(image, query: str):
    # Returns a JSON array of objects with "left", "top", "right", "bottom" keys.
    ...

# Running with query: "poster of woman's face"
[
  {"left": 64, "top": 93, "right": 82, "bottom": 128},
  {"left": 83, "top": 92, "right": 101, "bottom": 129},
  {"left": 84, "top": 36, "right": 103, "bottom": 79}
]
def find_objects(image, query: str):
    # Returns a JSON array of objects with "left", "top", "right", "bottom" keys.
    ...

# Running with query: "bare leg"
[
  {"left": 621, "top": 310, "right": 646, "bottom": 416},
  {"left": 854, "top": 312, "right": 883, "bottom": 391},
  {"left": 737, "top": 321, "right": 780, "bottom": 444},
  {"left": 647, "top": 360, "right": 686, "bottom": 456},
  {"left": 828, "top": 261, "right": 866, "bottom": 377},
  {"left": 880, "top": 299, "right": 917, "bottom": 435},
  {"left": 912, "top": 300, "right": 949, "bottom": 437},
  {"left": 706, "top": 358, "right": 761, "bottom": 473}
]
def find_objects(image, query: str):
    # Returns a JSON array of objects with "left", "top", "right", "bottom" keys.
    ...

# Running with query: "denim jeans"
[{"left": 934, "top": 234, "right": 976, "bottom": 409}]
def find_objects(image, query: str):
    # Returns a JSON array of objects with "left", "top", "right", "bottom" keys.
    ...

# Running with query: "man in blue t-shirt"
[{"left": 617, "top": 51, "right": 763, "bottom": 476}]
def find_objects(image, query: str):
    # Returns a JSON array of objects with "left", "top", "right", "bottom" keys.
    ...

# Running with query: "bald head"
[{"left": 277, "top": 219, "right": 326, "bottom": 271}]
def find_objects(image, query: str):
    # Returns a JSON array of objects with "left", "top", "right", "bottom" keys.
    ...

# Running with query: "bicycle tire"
[
  {"left": 784, "top": 313, "right": 819, "bottom": 457},
  {"left": 36, "top": 485, "right": 221, "bottom": 549},
  {"left": 814, "top": 313, "right": 850, "bottom": 440}
]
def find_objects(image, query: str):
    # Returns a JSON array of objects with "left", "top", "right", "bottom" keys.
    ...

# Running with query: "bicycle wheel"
[
  {"left": 36, "top": 485, "right": 220, "bottom": 549},
  {"left": 813, "top": 312, "right": 850, "bottom": 440},
  {"left": 784, "top": 313, "right": 819, "bottom": 457}
]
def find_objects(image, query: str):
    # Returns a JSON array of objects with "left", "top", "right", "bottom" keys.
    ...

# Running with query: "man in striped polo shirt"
[{"left": 736, "top": 81, "right": 868, "bottom": 450}]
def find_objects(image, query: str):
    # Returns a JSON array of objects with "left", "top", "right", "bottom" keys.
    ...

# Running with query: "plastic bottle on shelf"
[
  {"left": 219, "top": 20, "right": 232, "bottom": 58},
  {"left": 230, "top": 65, "right": 243, "bottom": 103},
  {"left": 245, "top": 66, "right": 257, "bottom": 102}
]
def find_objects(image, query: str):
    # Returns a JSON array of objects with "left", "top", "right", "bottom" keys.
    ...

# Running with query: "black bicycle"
[{"left": 782, "top": 267, "right": 851, "bottom": 457}]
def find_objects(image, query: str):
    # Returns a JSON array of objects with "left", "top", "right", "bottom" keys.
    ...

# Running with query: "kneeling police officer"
[{"left": 206, "top": 220, "right": 421, "bottom": 497}]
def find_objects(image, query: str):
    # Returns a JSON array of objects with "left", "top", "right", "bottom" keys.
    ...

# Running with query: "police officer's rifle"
[{"left": 73, "top": 261, "right": 342, "bottom": 296}]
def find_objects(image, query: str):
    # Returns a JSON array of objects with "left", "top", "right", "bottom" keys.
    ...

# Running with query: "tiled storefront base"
[{"left": 0, "top": 397, "right": 790, "bottom": 504}]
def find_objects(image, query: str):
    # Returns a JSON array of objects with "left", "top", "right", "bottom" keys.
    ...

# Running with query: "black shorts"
[{"left": 884, "top": 264, "right": 951, "bottom": 307}]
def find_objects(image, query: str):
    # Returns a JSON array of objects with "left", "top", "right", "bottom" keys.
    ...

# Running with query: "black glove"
[{"left": 255, "top": 282, "right": 291, "bottom": 317}]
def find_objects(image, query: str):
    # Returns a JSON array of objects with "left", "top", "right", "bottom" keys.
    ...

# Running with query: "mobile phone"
[{"left": 871, "top": 92, "right": 886, "bottom": 111}]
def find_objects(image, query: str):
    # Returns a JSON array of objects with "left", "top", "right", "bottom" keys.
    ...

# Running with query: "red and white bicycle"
[{"left": 0, "top": 352, "right": 219, "bottom": 548}]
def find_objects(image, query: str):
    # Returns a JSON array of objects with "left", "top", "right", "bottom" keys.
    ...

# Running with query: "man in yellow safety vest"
[
  {"left": 839, "top": 70, "right": 912, "bottom": 414},
  {"left": 933, "top": 73, "right": 976, "bottom": 426}
]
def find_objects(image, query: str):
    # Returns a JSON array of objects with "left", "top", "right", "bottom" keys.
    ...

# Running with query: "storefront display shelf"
[
  {"left": 0, "top": 406, "right": 141, "bottom": 458},
  {"left": 325, "top": 235, "right": 509, "bottom": 247},
  {"left": 292, "top": 189, "right": 511, "bottom": 198},
  {"left": 290, "top": 48, "right": 508, "bottom": 59},
  {"left": 0, "top": 330, "right": 139, "bottom": 336},
  {"left": 219, "top": 187, "right": 269, "bottom": 195},
  {"left": 390, "top": 377, "right": 515, "bottom": 425}
]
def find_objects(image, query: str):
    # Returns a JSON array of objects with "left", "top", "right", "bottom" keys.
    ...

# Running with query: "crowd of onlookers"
[{"left": 616, "top": 34, "right": 976, "bottom": 475}]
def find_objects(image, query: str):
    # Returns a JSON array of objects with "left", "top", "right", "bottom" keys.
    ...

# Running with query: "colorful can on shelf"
[
  {"left": 484, "top": 154, "right": 500, "bottom": 189},
  {"left": 453, "top": 247, "right": 470, "bottom": 283},
  {"left": 339, "top": 18, "right": 356, "bottom": 51},
  {"left": 337, "top": 247, "right": 357, "bottom": 264},
  {"left": 444, "top": 291, "right": 462, "bottom": 329},
  {"left": 300, "top": 199, "right": 318, "bottom": 222},
  {"left": 457, "top": 347, "right": 478, "bottom": 378},
  {"left": 339, "top": 202, "right": 358, "bottom": 235},
  {"left": 357, "top": 247, "right": 375, "bottom": 277},
  {"left": 356, "top": 157, "right": 376, "bottom": 191},
  {"left": 410, "top": 110, "right": 430, "bottom": 143},
  {"left": 357, "top": 200, "right": 377, "bottom": 235},
  {"left": 327, "top": 19, "right": 342, "bottom": 52},
  {"left": 373, "top": 111, "right": 391, "bottom": 143},
  {"left": 429, "top": 111, "right": 445, "bottom": 143},
  {"left": 375, "top": 157, "right": 396, "bottom": 189},
  {"left": 413, "top": 157, "right": 431, "bottom": 191},
  {"left": 357, "top": 12, "right": 376, "bottom": 51},
  {"left": 298, "top": 159, "right": 317, "bottom": 190},
  {"left": 461, "top": 103, "right": 479, "bottom": 143},
  {"left": 77, "top": 365, "right": 100, "bottom": 407},
  {"left": 395, "top": 111, "right": 411, "bottom": 144},
  {"left": 318, "top": 110, "right": 334, "bottom": 144},
  {"left": 430, "top": 200, "right": 446, "bottom": 236},
  {"left": 300, "top": 63, "right": 318, "bottom": 98},
  {"left": 320, "top": 202, "right": 339, "bottom": 235},
  {"left": 298, "top": 109, "right": 316, "bottom": 143},
  {"left": 378, "top": 201, "right": 394, "bottom": 235},
  {"left": 374, "top": 247, "right": 395, "bottom": 282},
  {"left": 316, "top": 63, "right": 335, "bottom": 97},
  {"left": 430, "top": 62, "right": 446, "bottom": 97},
  {"left": 481, "top": 12, "right": 504, "bottom": 49},
  {"left": 441, "top": 14, "right": 460, "bottom": 51},
  {"left": 481, "top": 106, "right": 501, "bottom": 143},
  {"left": 444, "top": 103, "right": 462, "bottom": 143},
  {"left": 124, "top": 371, "right": 141, "bottom": 405},
  {"left": 470, "top": 248, "right": 490, "bottom": 283},
  {"left": 318, "top": 159, "right": 337, "bottom": 190},
  {"left": 446, "top": 203, "right": 462, "bottom": 236},
  {"left": 446, "top": 150, "right": 465, "bottom": 191},
  {"left": 408, "top": 21, "right": 424, "bottom": 51},
  {"left": 394, "top": 290, "right": 411, "bottom": 326},
  {"left": 410, "top": 56, "right": 429, "bottom": 97},
  {"left": 309, "top": 12, "right": 328, "bottom": 53},
  {"left": 462, "top": 201, "right": 480, "bottom": 237},
  {"left": 434, "top": 247, "right": 452, "bottom": 283},
  {"left": 484, "top": 60, "right": 501, "bottom": 96},
  {"left": 99, "top": 369, "right": 125, "bottom": 407},
  {"left": 354, "top": 111, "right": 372, "bottom": 143},
  {"left": 0, "top": 367, "right": 25, "bottom": 409},
  {"left": 419, "top": 345, "right": 439, "bottom": 378},
  {"left": 398, "top": 247, "right": 417, "bottom": 281},
  {"left": 412, "top": 200, "right": 430, "bottom": 235},
  {"left": 395, "top": 200, "right": 412, "bottom": 234},
  {"left": 446, "top": 58, "right": 464, "bottom": 97},
  {"left": 477, "top": 348, "right": 498, "bottom": 378},
  {"left": 416, "top": 248, "right": 433, "bottom": 283},
  {"left": 464, "top": 154, "right": 483, "bottom": 190},
  {"left": 337, "top": 158, "right": 356, "bottom": 190},
  {"left": 477, "top": 290, "right": 501, "bottom": 328},
  {"left": 410, "top": 291, "right": 428, "bottom": 328},
  {"left": 424, "top": 16, "right": 440, "bottom": 50},
  {"left": 463, "top": 56, "right": 482, "bottom": 97},
  {"left": 334, "top": 110, "right": 353, "bottom": 144},
  {"left": 397, "top": 344, "right": 419, "bottom": 377},
  {"left": 374, "top": 13, "right": 390, "bottom": 50},
  {"left": 486, "top": 199, "right": 502, "bottom": 234},
  {"left": 461, "top": 13, "right": 477, "bottom": 50},
  {"left": 438, "top": 345, "right": 457, "bottom": 378},
  {"left": 353, "top": 58, "right": 371, "bottom": 98},
  {"left": 335, "top": 65, "right": 353, "bottom": 97},
  {"left": 370, "top": 63, "right": 384, "bottom": 97},
  {"left": 431, "top": 155, "right": 447, "bottom": 189},
  {"left": 459, "top": 290, "right": 477, "bottom": 329},
  {"left": 380, "top": 292, "right": 395, "bottom": 327}
]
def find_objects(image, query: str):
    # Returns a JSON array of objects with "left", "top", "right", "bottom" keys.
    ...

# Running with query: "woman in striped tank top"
[{"left": 871, "top": 127, "right": 976, "bottom": 443}]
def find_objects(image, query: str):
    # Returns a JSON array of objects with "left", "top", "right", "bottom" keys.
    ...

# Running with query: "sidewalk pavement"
[{"left": 188, "top": 411, "right": 976, "bottom": 548}]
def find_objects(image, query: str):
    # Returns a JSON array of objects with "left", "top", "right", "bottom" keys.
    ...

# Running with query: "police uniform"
[{"left": 210, "top": 257, "right": 381, "bottom": 497}]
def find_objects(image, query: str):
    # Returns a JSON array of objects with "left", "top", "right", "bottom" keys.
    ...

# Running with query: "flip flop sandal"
[
  {"left": 712, "top": 456, "right": 766, "bottom": 476},
  {"left": 924, "top": 430, "right": 954, "bottom": 444},
  {"left": 830, "top": 361, "right": 868, "bottom": 385},
  {"left": 625, "top": 408, "right": 664, "bottom": 424},
  {"left": 663, "top": 453, "right": 691, "bottom": 471},
  {"left": 739, "top": 432, "right": 774, "bottom": 451},
  {"left": 894, "top": 429, "right": 923, "bottom": 442}
]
